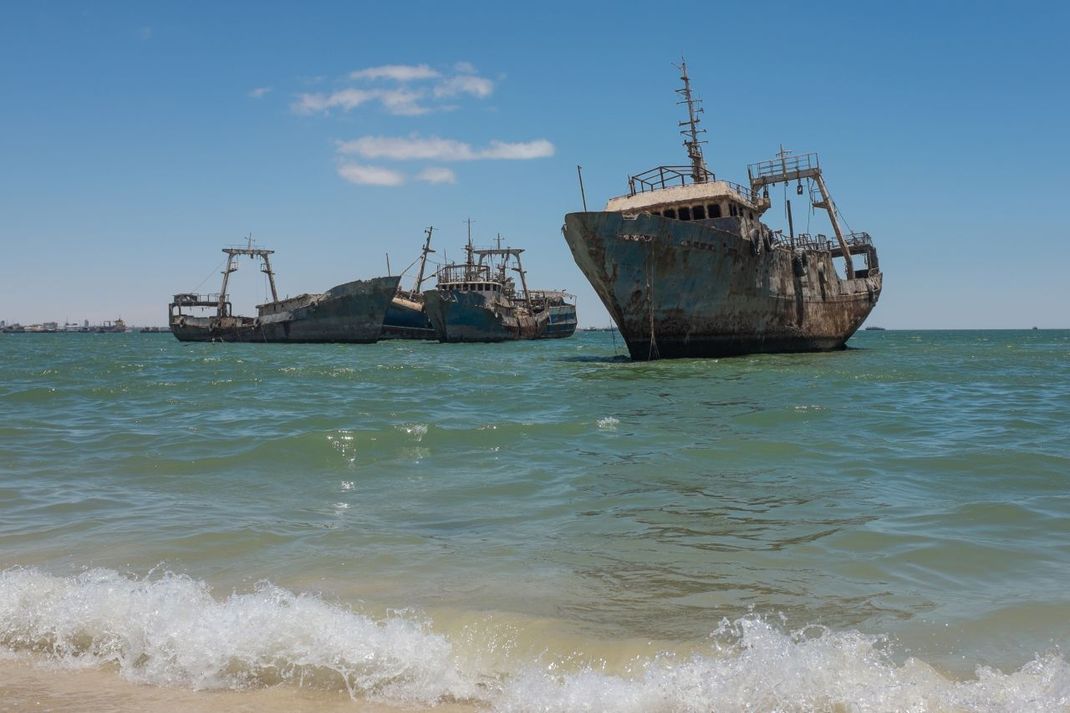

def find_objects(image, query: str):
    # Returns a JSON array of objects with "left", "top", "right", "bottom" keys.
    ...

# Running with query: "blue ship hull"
[
  {"left": 381, "top": 296, "right": 436, "bottom": 340},
  {"left": 423, "top": 290, "right": 577, "bottom": 343}
]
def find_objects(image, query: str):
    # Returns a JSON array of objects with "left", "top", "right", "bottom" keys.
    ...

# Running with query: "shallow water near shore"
[{"left": 2, "top": 330, "right": 1069, "bottom": 711}]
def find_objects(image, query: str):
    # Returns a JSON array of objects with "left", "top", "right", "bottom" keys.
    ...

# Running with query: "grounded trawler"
[
  {"left": 423, "top": 234, "right": 577, "bottom": 342},
  {"left": 169, "top": 238, "right": 400, "bottom": 343},
  {"left": 381, "top": 227, "right": 437, "bottom": 340},
  {"left": 563, "top": 61, "right": 882, "bottom": 360}
]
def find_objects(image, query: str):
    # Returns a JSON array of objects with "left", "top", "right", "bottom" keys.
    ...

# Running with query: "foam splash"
[
  {"left": 400, "top": 423, "right": 429, "bottom": 442},
  {"left": 499, "top": 619, "right": 1070, "bottom": 713},
  {"left": 2, "top": 568, "right": 1069, "bottom": 712},
  {"left": 597, "top": 416, "right": 620, "bottom": 431},
  {"left": 0, "top": 568, "right": 472, "bottom": 705}
]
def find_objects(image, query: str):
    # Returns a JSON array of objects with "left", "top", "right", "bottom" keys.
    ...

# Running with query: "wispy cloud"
[
  {"left": 292, "top": 88, "right": 377, "bottom": 114},
  {"left": 337, "top": 135, "right": 554, "bottom": 161},
  {"left": 350, "top": 64, "right": 440, "bottom": 82},
  {"left": 293, "top": 88, "right": 428, "bottom": 116},
  {"left": 337, "top": 163, "right": 406, "bottom": 187},
  {"left": 377, "top": 89, "right": 429, "bottom": 116},
  {"left": 434, "top": 75, "right": 493, "bottom": 99},
  {"left": 416, "top": 167, "right": 457, "bottom": 184},
  {"left": 292, "top": 61, "right": 494, "bottom": 117},
  {"left": 248, "top": 86, "right": 273, "bottom": 99}
]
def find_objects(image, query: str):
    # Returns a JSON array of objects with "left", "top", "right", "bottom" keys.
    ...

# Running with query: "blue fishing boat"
[{"left": 423, "top": 239, "right": 576, "bottom": 343}]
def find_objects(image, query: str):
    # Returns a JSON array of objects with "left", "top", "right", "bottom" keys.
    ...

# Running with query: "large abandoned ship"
[
  {"left": 563, "top": 62, "right": 882, "bottom": 360},
  {"left": 381, "top": 227, "right": 437, "bottom": 340},
  {"left": 423, "top": 237, "right": 577, "bottom": 342},
  {"left": 169, "top": 239, "right": 399, "bottom": 343}
]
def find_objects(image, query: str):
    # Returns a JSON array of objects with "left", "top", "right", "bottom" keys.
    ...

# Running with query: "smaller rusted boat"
[
  {"left": 381, "top": 227, "right": 437, "bottom": 340},
  {"left": 423, "top": 238, "right": 577, "bottom": 343},
  {"left": 169, "top": 237, "right": 399, "bottom": 343}
]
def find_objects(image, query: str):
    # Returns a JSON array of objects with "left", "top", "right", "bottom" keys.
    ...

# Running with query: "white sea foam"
[
  {"left": 0, "top": 568, "right": 472, "bottom": 705},
  {"left": 2, "top": 569, "right": 1069, "bottom": 712},
  {"left": 597, "top": 416, "right": 620, "bottom": 431},
  {"left": 498, "top": 618, "right": 1070, "bottom": 713},
  {"left": 400, "top": 423, "right": 429, "bottom": 442}
]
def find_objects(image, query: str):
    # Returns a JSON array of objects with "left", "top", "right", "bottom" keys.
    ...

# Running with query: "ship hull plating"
[
  {"left": 170, "top": 276, "right": 401, "bottom": 343},
  {"left": 423, "top": 291, "right": 577, "bottom": 343},
  {"left": 563, "top": 212, "right": 881, "bottom": 360},
  {"left": 381, "top": 295, "right": 436, "bottom": 340}
]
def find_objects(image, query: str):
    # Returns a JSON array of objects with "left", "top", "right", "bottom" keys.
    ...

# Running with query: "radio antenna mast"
[{"left": 674, "top": 58, "right": 709, "bottom": 183}]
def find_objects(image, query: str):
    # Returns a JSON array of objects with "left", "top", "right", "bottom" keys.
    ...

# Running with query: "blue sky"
[{"left": 1, "top": 0, "right": 1067, "bottom": 328}]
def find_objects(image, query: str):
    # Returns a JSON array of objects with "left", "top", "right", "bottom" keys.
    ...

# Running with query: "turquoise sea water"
[{"left": 1, "top": 330, "right": 1069, "bottom": 711}]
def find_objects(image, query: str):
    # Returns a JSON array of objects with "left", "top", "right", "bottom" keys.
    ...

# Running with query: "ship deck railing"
[
  {"left": 526, "top": 290, "right": 575, "bottom": 305},
  {"left": 748, "top": 152, "right": 821, "bottom": 187},
  {"left": 628, "top": 166, "right": 757, "bottom": 204},
  {"left": 775, "top": 231, "right": 873, "bottom": 252},
  {"left": 171, "top": 292, "right": 223, "bottom": 308},
  {"left": 436, "top": 264, "right": 493, "bottom": 284}
]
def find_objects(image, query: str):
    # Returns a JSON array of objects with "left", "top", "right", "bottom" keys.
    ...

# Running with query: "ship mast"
[
  {"left": 464, "top": 218, "right": 475, "bottom": 281},
  {"left": 412, "top": 226, "right": 435, "bottom": 293},
  {"left": 675, "top": 59, "right": 709, "bottom": 184},
  {"left": 218, "top": 233, "right": 279, "bottom": 316}
]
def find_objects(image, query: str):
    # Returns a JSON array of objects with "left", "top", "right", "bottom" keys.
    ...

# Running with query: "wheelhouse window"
[
  {"left": 692, "top": 204, "right": 706, "bottom": 220},
  {"left": 663, "top": 208, "right": 676, "bottom": 219},
  {"left": 708, "top": 203, "right": 722, "bottom": 218},
  {"left": 678, "top": 206, "right": 692, "bottom": 221}
]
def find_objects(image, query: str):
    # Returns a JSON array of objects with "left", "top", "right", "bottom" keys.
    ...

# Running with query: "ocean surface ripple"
[{"left": 1, "top": 330, "right": 1069, "bottom": 711}]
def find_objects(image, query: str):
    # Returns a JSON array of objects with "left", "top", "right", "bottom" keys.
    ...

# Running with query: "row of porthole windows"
[
  {"left": 447, "top": 283, "right": 500, "bottom": 292},
  {"left": 653, "top": 203, "right": 754, "bottom": 221}
]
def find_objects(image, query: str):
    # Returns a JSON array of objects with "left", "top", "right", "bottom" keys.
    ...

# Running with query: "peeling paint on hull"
[
  {"left": 423, "top": 290, "right": 578, "bottom": 343},
  {"left": 563, "top": 212, "right": 881, "bottom": 361},
  {"left": 381, "top": 296, "right": 436, "bottom": 340},
  {"left": 170, "top": 276, "right": 400, "bottom": 343}
]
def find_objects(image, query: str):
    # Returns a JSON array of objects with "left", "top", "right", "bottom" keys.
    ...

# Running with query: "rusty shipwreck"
[
  {"left": 169, "top": 239, "right": 399, "bottom": 343},
  {"left": 381, "top": 227, "right": 437, "bottom": 340},
  {"left": 423, "top": 237, "right": 577, "bottom": 343},
  {"left": 562, "top": 61, "right": 882, "bottom": 360}
]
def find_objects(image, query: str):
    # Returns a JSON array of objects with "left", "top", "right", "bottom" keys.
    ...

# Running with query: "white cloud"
[
  {"left": 339, "top": 136, "right": 475, "bottom": 161},
  {"left": 293, "top": 88, "right": 377, "bottom": 114},
  {"left": 416, "top": 167, "right": 457, "bottom": 184},
  {"left": 350, "top": 64, "right": 440, "bottom": 82},
  {"left": 377, "top": 88, "right": 429, "bottom": 116},
  {"left": 337, "top": 163, "right": 405, "bottom": 187},
  {"left": 292, "top": 88, "right": 428, "bottom": 116},
  {"left": 292, "top": 62, "right": 496, "bottom": 117},
  {"left": 337, "top": 135, "right": 554, "bottom": 161},
  {"left": 248, "top": 87, "right": 272, "bottom": 99},
  {"left": 434, "top": 75, "right": 493, "bottom": 99},
  {"left": 481, "top": 139, "right": 555, "bottom": 160}
]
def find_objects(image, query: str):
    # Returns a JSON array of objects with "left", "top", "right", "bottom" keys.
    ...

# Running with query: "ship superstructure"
[
  {"left": 423, "top": 234, "right": 577, "bottom": 342},
  {"left": 563, "top": 61, "right": 881, "bottom": 360}
]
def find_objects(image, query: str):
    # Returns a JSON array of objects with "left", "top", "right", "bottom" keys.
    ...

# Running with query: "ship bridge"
[{"left": 606, "top": 165, "right": 772, "bottom": 221}]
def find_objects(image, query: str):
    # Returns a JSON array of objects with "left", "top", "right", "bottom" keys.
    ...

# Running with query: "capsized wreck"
[
  {"left": 169, "top": 239, "right": 399, "bottom": 343},
  {"left": 423, "top": 238, "right": 577, "bottom": 342},
  {"left": 381, "top": 226, "right": 437, "bottom": 340},
  {"left": 562, "top": 61, "right": 882, "bottom": 360}
]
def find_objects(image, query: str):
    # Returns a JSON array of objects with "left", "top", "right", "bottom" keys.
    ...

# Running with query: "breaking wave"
[{"left": 2, "top": 568, "right": 1069, "bottom": 712}]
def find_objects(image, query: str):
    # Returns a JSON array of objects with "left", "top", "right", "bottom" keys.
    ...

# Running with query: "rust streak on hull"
[{"left": 563, "top": 212, "right": 881, "bottom": 361}]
